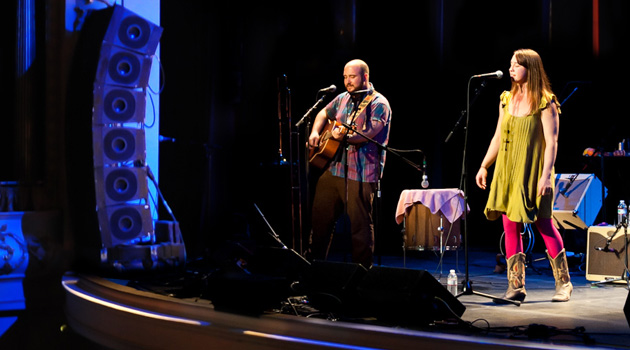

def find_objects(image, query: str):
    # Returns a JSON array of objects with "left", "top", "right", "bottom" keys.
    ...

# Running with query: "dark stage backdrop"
[{"left": 157, "top": 0, "right": 629, "bottom": 259}]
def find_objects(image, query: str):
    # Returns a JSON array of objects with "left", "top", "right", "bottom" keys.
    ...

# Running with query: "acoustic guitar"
[{"left": 309, "top": 120, "right": 347, "bottom": 169}]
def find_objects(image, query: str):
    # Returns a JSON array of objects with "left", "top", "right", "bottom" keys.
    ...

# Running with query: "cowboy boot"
[
  {"left": 494, "top": 252, "right": 527, "bottom": 304},
  {"left": 547, "top": 249, "right": 573, "bottom": 302}
]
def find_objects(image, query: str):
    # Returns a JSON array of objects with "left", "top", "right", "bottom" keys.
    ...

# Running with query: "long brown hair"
[{"left": 510, "top": 49, "right": 558, "bottom": 113}]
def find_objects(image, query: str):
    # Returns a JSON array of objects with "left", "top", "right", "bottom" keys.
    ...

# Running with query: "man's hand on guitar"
[
  {"left": 331, "top": 125, "right": 346, "bottom": 140},
  {"left": 308, "top": 132, "right": 320, "bottom": 149},
  {"left": 331, "top": 123, "right": 353, "bottom": 140}
]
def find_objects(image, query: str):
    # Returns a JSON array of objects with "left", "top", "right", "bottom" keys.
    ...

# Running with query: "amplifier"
[
  {"left": 586, "top": 226, "right": 629, "bottom": 283},
  {"left": 553, "top": 174, "right": 606, "bottom": 230}
]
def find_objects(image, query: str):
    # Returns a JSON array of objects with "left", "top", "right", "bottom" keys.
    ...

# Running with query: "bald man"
[{"left": 308, "top": 59, "right": 392, "bottom": 268}]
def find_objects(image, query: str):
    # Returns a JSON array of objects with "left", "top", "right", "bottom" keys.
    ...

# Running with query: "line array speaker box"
[
  {"left": 101, "top": 5, "right": 163, "bottom": 55},
  {"left": 92, "top": 126, "right": 146, "bottom": 166},
  {"left": 356, "top": 266, "right": 466, "bottom": 325},
  {"left": 97, "top": 204, "right": 153, "bottom": 248},
  {"left": 96, "top": 44, "right": 155, "bottom": 88},
  {"left": 90, "top": 5, "right": 162, "bottom": 249},
  {"left": 94, "top": 166, "right": 149, "bottom": 206},
  {"left": 93, "top": 85, "right": 146, "bottom": 124},
  {"left": 553, "top": 173, "right": 606, "bottom": 230},
  {"left": 586, "top": 226, "right": 629, "bottom": 283}
]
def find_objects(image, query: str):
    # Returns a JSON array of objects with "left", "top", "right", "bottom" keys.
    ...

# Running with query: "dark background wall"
[
  {"left": 0, "top": 2, "right": 626, "bottom": 347},
  {"left": 2, "top": 0, "right": 629, "bottom": 265},
  {"left": 155, "top": 0, "right": 630, "bottom": 259}
]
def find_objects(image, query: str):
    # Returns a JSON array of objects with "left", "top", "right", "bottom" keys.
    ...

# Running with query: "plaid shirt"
[{"left": 326, "top": 83, "right": 392, "bottom": 183}]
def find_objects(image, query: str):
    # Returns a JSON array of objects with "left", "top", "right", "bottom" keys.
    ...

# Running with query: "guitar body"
[{"left": 309, "top": 120, "right": 344, "bottom": 169}]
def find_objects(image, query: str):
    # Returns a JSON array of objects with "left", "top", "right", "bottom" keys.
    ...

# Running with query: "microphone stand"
[
  {"left": 295, "top": 92, "right": 332, "bottom": 128},
  {"left": 253, "top": 203, "right": 310, "bottom": 266},
  {"left": 295, "top": 90, "right": 334, "bottom": 260},
  {"left": 453, "top": 77, "right": 520, "bottom": 306},
  {"left": 445, "top": 81, "right": 487, "bottom": 144}
]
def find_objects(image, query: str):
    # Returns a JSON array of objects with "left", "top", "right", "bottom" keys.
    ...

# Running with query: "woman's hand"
[
  {"left": 537, "top": 177, "right": 553, "bottom": 197},
  {"left": 476, "top": 167, "right": 488, "bottom": 190}
]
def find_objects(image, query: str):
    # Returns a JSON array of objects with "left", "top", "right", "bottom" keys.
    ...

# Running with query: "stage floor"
[
  {"left": 374, "top": 248, "right": 630, "bottom": 349},
  {"left": 3, "top": 246, "right": 629, "bottom": 349}
]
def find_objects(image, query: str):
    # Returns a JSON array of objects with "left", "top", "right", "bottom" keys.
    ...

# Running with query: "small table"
[{"left": 395, "top": 189, "right": 469, "bottom": 270}]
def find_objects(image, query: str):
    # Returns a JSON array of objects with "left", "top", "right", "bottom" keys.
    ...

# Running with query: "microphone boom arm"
[
  {"left": 445, "top": 80, "right": 488, "bottom": 143},
  {"left": 337, "top": 121, "right": 424, "bottom": 174}
]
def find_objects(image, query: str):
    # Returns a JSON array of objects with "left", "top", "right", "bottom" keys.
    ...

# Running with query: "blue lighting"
[{"left": 243, "top": 330, "right": 386, "bottom": 350}]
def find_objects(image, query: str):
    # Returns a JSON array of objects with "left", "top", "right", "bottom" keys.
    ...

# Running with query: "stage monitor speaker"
[
  {"left": 586, "top": 226, "right": 629, "bottom": 283},
  {"left": 625, "top": 290, "right": 630, "bottom": 328},
  {"left": 356, "top": 266, "right": 465, "bottom": 325},
  {"left": 553, "top": 173, "right": 606, "bottom": 230},
  {"left": 300, "top": 260, "right": 367, "bottom": 314}
]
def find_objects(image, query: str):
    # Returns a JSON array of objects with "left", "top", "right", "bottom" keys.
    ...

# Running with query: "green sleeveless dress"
[{"left": 484, "top": 91, "right": 557, "bottom": 223}]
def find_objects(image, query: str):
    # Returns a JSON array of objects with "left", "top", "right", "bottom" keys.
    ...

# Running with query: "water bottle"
[
  {"left": 447, "top": 269, "right": 458, "bottom": 295},
  {"left": 618, "top": 200, "right": 627, "bottom": 225}
]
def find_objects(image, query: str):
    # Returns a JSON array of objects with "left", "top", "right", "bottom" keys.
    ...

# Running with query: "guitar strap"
[{"left": 349, "top": 90, "right": 376, "bottom": 131}]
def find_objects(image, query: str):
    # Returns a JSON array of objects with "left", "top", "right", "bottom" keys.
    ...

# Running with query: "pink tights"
[{"left": 502, "top": 214, "right": 564, "bottom": 259}]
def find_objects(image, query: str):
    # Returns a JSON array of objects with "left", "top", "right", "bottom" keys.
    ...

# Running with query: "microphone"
[
  {"left": 421, "top": 157, "right": 429, "bottom": 189},
  {"left": 595, "top": 246, "right": 616, "bottom": 253},
  {"left": 349, "top": 89, "right": 370, "bottom": 95},
  {"left": 472, "top": 70, "right": 503, "bottom": 79},
  {"left": 421, "top": 175, "right": 429, "bottom": 189},
  {"left": 559, "top": 174, "right": 578, "bottom": 198},
  {"left": 595, "top": 238, "right": 616, "bottom": 253},
  {"left": 319, "top": 85, "right": 337, "bottom": 93}
]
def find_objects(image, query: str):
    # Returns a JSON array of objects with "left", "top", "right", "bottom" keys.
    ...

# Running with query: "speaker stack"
[{"left": 89, "top": 5, "right": 184, "bottom": 271}]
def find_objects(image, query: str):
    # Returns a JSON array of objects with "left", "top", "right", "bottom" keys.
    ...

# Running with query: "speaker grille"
[
  {"left": 98, "top": 204, "right": 153, "bottom": 247},
  {"left": 93, "top": 85, "right": 146, "bottom": 124},
  {"left": 586, "top": 226, "right": 629, "bottom": 283}
]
